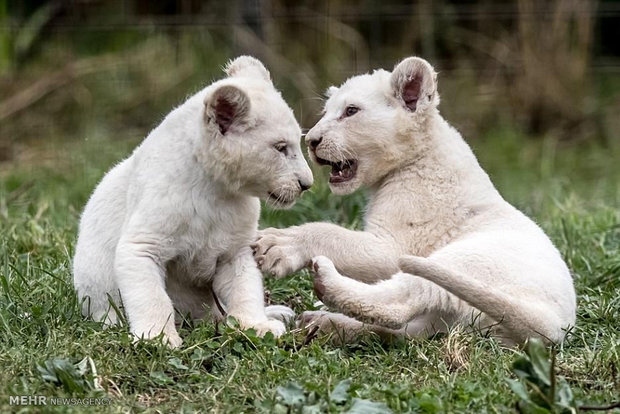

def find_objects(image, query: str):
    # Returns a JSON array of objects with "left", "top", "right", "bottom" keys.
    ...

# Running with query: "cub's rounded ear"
[
  {"left": 224, "top": 55, "right": 271, "bottom": 83},
  {"left": 205, "top": 85, "right": 250, "bottom": 135},
  {"left": 325, "top": 86, "right": 339, "bottom": 98},
  {"left": 390, "top": 57, "right": 438, "bottom": 112}
]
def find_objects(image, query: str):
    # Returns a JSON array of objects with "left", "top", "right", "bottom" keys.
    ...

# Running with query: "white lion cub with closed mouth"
[
  {"left": 254, "top": 56, "right": 576, "bottom": 345},
  {"left": 73, "top": 56, "right": 313, "bottom": 347}
]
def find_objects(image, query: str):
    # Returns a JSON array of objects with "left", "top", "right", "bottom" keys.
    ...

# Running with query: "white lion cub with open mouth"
[
  {"left": 254, "top": 56, "right": 576, "bottom": 345},
  {"left": 73, "top": 56, "right": 313, "bottom": 347}
]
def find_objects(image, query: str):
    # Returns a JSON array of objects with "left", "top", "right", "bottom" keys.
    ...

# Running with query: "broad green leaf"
[
  {"left": 330, "top": 378, "right": 351, "bottom": 404},
  {"left": 37, "top": 361, "right": 59, "bottom": 383},
  {"left": 37, "top": 358, "right": 91, "bottom": 393},
  {"left": 272, "top": 403, "right": 289, "bottom": 414},
  {"left": 517, "top": 401, "right": 552, "bottom": 414},
  {"left": 276, "top": 381, "right": 305, "bottom": 406},
  {"left": 168, "top": 357, "right": 188, "bottom": 370},
  {"left": 418, "top": 392, "right": 442, "bottom": 412},
  {"left": 556, "top": 380, "right": 577, "bottom": 413},
  {"left": 346, "top": 398, "right": 392, "bottom": 414},
  {"left": 302, "top": 404, "right": 323, "bottom": 414},
  {"left": 233, "top": 342, "right": 244, "bottom": 353},
  {"left": 150, "top": 370, "right": 173, "bottom": 385},
  {"left": 526, "top": 339, "right": 551, "bottom": 386},
  {"left": 74, "top": 357, "right": 89, "bottom": 376},
  {"left": 507, "top": 379, "right": 531, "bottom": 402},
  {"left": 512, "top": 356, "right": 535, "bottom": 381}
]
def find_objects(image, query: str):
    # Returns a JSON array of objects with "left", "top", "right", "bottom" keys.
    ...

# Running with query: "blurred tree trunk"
[
  {"left": 0, "top": 0, "right": 9, "bottom": 75},
  {"left": 514, "top": 0, "right": 596, "bottom": 140}
]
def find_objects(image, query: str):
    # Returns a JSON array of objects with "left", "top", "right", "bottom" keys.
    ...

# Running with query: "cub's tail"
[{"left": 398, "top": 255, "right": 565, "bottom": 344}]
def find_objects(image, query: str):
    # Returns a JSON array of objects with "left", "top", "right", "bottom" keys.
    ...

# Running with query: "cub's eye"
[
  {"left": 274, "top": 142, "right": 287, "bottom": 153},
  {"left": 344, "top": 105, "right": 360, "bottom": 117}
]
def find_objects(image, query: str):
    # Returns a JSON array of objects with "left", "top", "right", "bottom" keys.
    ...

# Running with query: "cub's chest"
[{"left": 171, "top": 196, "right": 259, "bottom": 281}]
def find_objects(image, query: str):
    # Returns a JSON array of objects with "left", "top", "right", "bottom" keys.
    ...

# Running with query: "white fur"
[
  {"left": 254, "top": 57, "right": 576, "bottom": 345},
  {"left": 73, "top": 56, "right": 313, "bottom": 347}
]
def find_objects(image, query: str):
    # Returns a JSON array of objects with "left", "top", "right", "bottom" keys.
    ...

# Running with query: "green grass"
[{"left": 0, "top": 129, "right": 619, "bottom": 413}]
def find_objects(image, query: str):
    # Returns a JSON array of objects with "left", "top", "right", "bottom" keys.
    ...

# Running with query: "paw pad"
[{"left": 312, "top": 260, "right": 320, "bottom": 273}]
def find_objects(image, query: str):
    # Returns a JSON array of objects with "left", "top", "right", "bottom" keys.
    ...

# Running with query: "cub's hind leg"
[
  {"left": 297, "top": 310, "right": 444, "bottom": 343},
  {"left": 311, "top": 256, "right": 471, "bottom": 330},
  {"left": 73, "top": 160, "right": 130, "bottom": 327},
  {"left": 73, "top": 239, "right": 121, "bottom": 326}
]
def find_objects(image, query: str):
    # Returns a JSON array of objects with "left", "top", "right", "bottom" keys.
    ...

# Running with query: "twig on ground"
[{"left": 578, "top": 401, "right": 620, "bottom": 411}]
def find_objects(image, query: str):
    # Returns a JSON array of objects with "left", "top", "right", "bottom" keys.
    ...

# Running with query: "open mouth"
[{"left": 315, "top": 157, "right": 358, "bottom": 184}]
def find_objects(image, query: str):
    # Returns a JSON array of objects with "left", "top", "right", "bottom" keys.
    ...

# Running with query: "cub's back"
[{"left": 74, "top": 157, "right": 134, "bottom": 261}]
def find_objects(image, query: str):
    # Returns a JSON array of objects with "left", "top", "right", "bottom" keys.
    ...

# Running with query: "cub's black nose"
[
  {"left": 307, "top": 136, "right": 322, "bottom": 151},
  {"left": 299, "top": 180, "right": 311, "bottom": 192}
]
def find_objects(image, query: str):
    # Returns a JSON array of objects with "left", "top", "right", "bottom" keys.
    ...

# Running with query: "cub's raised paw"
[{"left": 252, "top": 228, "right": 307, "bottom": 278}]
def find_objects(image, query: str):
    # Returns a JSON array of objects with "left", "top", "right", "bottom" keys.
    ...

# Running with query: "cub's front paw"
[
  {"left": 251, "top": 319, "right": 287, "bottom": 338},
  {"left": 252, "top": 228, "right": 308, "bottom": 278},
  {"left": 163, "top": 332, "right": 183, "bottom": 348},
  {"left": 265, "top": 305, "right": 296, "bottom": 324},
  {"left": 132, "top": 329, "right": 183, "bottom": 349}
]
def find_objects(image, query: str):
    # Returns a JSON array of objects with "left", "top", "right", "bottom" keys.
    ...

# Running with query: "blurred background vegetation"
[
  {"left": 0, "top": 3, "right": 619, "bottom": 409},
  {"left": 0, "top": 0, "right": 619, "bottom": 218}
]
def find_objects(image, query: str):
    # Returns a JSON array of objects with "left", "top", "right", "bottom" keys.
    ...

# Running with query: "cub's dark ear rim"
[
  {"left": 391, "top": 57, "right": 437, "bottom": 113},
  {"left": 205, "top": 85, "right": 250, "bottom": 135}
]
